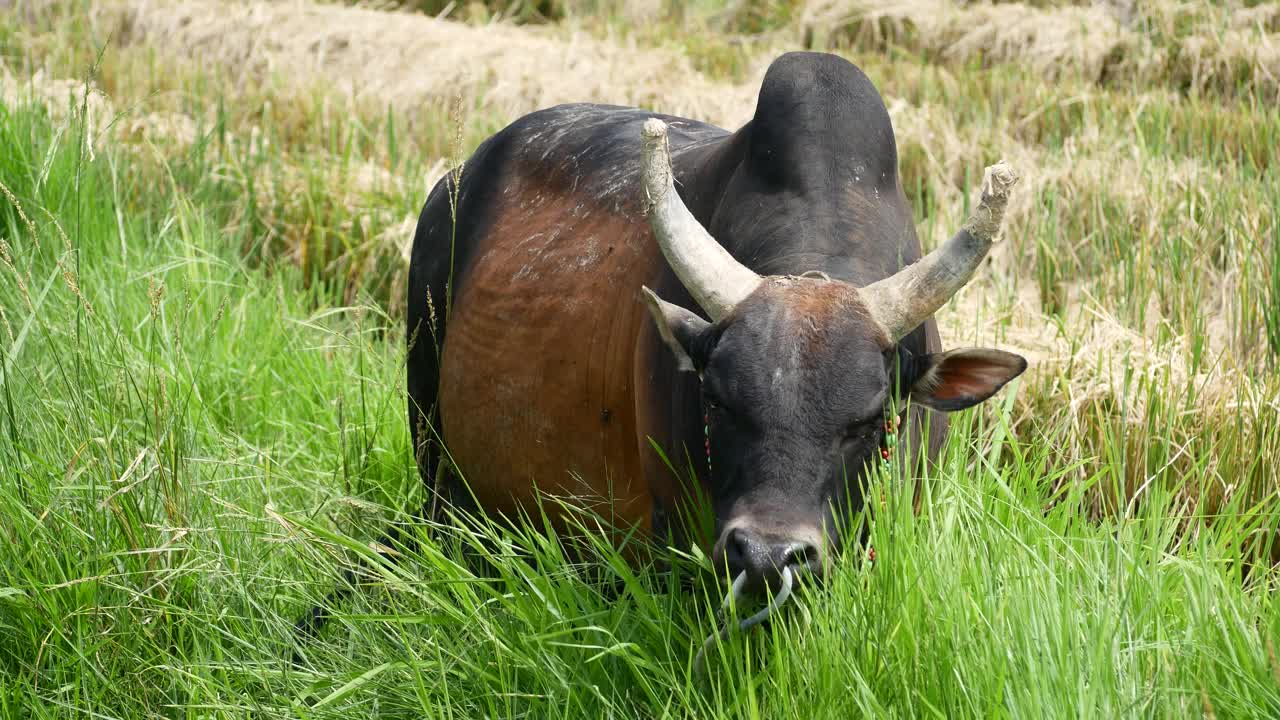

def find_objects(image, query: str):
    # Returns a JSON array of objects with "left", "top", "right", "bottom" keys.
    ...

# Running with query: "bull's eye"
[
  {"left": 701, "top": 394, "right": 721, "bottom": 417},
  {"left": 842, "top": 419, "right": 879, "bottom": 444}
]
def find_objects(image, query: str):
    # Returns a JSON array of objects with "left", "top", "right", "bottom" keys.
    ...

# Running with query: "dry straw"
[
  {"left": 800, "top": 0, "right": 1280, "bottom": 101},
  {"left": 0, "top": 59, "right": 199, "bottom": 150},
  {"left": 98, "top": 0, "right": 759, "bottom": 128}
]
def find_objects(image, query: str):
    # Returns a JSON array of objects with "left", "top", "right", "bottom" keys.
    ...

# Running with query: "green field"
[{"left": 2, "top": 0, "right": 1279, "bottom": 716}]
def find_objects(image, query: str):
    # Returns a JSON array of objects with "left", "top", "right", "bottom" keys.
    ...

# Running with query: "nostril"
[
  {"left": 780, "top": 541, "right": 822, "bottom": 572},
  {"left": 724, "top": 527, "right": 757, "bottom": 574},
  {"left": 719, "top": 529, "right": 824, "bottom": 588},
  {"left": 722, "top": 527, "right": 772, "bottom": 577}
]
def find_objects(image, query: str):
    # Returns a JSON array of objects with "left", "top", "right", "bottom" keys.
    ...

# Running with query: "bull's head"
[{"left": 638, "top": 119, "right": 1026, "bottom": 593}]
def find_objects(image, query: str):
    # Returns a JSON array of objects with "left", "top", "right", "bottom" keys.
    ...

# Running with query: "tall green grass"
[
  {"left": 2, "top": 91, "right": 1279, "bottom": 717},
  {"left": 0, "top": 94, "right": 412, "bottom": 713}
]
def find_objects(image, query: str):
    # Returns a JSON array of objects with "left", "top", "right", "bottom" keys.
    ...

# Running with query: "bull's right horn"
[
  {"left": 640, "top": 118, "right": 761, "bottom": 321},
  {"left": 861, "top": 161, "right": 1019, "bottom": 342}
]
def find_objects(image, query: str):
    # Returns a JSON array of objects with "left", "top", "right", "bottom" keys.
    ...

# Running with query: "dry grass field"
[{"left": 1, "top": 0, "right": 1278, "bottom": 716}]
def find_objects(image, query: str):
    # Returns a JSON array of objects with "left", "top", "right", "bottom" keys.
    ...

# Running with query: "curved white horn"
[
  {"left": 862, "top": 161, "right": 1019, "bottom": 342},
  {"left": 640, "top": 119, "right": 760, "bottom": 321}
]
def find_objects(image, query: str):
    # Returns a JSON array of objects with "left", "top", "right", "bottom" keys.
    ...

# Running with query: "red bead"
[{"left": 880, "top": 447, "right": 890, "bottom": 460}]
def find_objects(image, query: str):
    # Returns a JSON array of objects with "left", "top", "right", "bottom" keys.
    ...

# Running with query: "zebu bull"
[{"left": 407, "top": 52, "right": 1025, "bottom": 593}]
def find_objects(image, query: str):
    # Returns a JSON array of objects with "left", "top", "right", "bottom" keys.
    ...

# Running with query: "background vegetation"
[{"left": 1, "top": 0, "right": 1278, "bottom": 716}]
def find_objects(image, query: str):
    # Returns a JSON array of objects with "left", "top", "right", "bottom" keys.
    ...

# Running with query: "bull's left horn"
[
  {"left": 640, "top": 118, "right": 760, "bottom": 321},
  {"left": 861, "top": 161, "right": 1019, "bottom": 342}
]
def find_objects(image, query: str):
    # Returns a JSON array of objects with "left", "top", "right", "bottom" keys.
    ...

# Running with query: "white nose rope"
[{"left": 693, "top": 565, "right": 796, "bottom": 673}]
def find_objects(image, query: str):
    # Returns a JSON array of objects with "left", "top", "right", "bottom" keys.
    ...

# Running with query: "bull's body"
[{"left": 407, "top": 53, "right": 944, "bottom": 543}]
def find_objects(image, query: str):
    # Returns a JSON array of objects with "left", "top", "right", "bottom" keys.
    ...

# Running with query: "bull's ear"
[
  {"left": 641, "top": 287, "right": 711, "bottom": 372},
  {"left": 910, "top": 348, "right": 1027, "bottom": 411}
]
